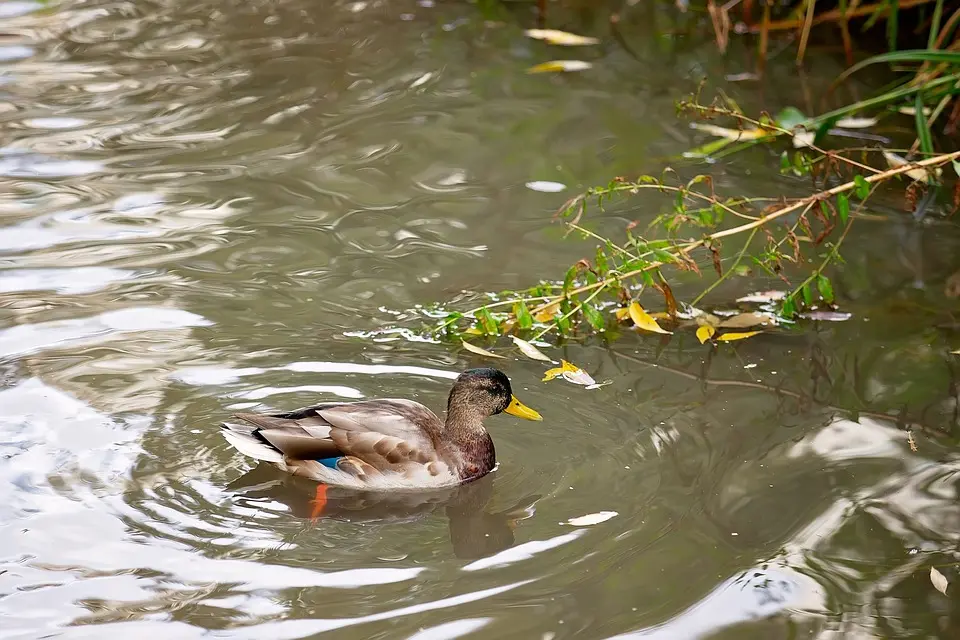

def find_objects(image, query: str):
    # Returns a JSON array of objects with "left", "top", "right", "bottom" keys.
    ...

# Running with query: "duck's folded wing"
[
  {"left": 234, "top": 399, "right": 442, "bottom": 471},
  {"left": 317, "top": 400, "right": 442, "bottom": 467}
]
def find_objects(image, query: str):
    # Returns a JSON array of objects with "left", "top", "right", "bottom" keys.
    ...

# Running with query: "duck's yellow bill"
[{"left": 504, "top": 395, "right": 543, "bottom": 421}]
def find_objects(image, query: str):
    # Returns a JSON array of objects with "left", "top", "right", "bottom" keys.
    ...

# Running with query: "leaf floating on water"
[
  {"left": 716, "top": 330, "right": 762, "bottom": 342},
  {"left": 882, "top": 150, "right": 939, "bottom": 183},
  {"left": 614, "top": 307, "right": 630, "bottom": 321},
  {"left": 562, "top": 368, "right": 596, "bottom": 386},
  {"left": 525, "top": 180, "right": 566, "bottom": 193},
  {"left": 931, "top": 566, "right": 949, "bottom": 595},
  {"left": 718, "top": 312, "right": 775, "bottom": 329},
  {"left": 565, "top": 511, "right": 618, "bottom": 526},
  {"left": 524, "top": 28, "right": 600, "bottom": 46},
  {"left": 526, "top": 60, "right": 592, "bottom": 73},
  {"left": 583, "top": 380, "right": 613, "bottom": 390},
  {"left": 736, "top": 290, "right": 787, "bottom": 303},
  {"left": 461, "top": 340, "right": 506, "bottom": 359},
  {"left": 629, "top": 302, "right": 672, "bottom": 334},
  {"left": 800, "top": 310, "right": 852, "bottom": 322},
  {"left": 463, "top": 326, "right": 484, "bottom": 335},
  {"left": 542, "top": 359, "right": 581, "bottom": 381},
  {"left": 511, "top": 336, "right": 553, "bottom": 362},
  {"left": 696, "top": 325, "right": 716, "bottom": 344},
  {"left": 542, "top": 360, "right": 609, "bottom": 389},
  {"left": 835, "top": 116, "right": 878, "bottom": 128},
  {"left": 691, "top": 123, "right": 767, "bottom": 141},
  {"left": 792, "top": 129, "right": 815, "bottom": 148}
]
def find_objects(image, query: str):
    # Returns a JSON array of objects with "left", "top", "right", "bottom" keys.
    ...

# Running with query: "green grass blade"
[
  {"left": 835, "top": 50, "right": 960, "bottom": 89},
  {"left": 929, "top": 0, "right": 945, "bottom": 49},
  {"left": 818, "top": 73, "right": 959, "bottom": 124},
  {"left": 915, "top": 92, "right": 935, "bottom": 155},
  {"left": 887, "top": 0, "right": 899, "bottom": 52}
]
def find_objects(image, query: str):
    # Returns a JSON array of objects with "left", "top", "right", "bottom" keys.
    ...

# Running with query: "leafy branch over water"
[{"left": 417, "top": 146, "right": 959, "bottom": 351}]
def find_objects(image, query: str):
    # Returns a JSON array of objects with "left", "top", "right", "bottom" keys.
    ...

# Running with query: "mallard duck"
[{"left": 220, "top": 368, "right": 542, "bottom": 491}]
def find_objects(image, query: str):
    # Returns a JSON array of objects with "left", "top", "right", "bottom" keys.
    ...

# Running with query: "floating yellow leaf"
[
  {"left": 542, "top": 360, "right": 610, "bottom": 389},
  {"left": 534, "top": 302, "right": 560, "bottom": 322},
  {"left": 614, "top": 307, "right": 630, "bottom": 321},
  {"left": 524, "top": 28, "right": 600, "bottom": 46},
  {"left": 526, "top": 60, "right": 592, "bottom": 74},
  {"left": 461, "top": 340, "right": 506, "bottom": 358},
  {"left": 716, "top": 330, "right": 762, "bottom": 342},
  {"left": 691, "top": 122, "right": 767, "bottom": 141},
  {"left": 464, "top": 327, "right": 484, "bottom": 335},
  {"left": 696, "top": 325, "right": 716, "bottom": 344},
  {"left": 511, "top": 336, "right": 553, "bottom": 362},
  {"left": 648, "top": 311, "right": 671, "bottom": 320},
  {"left": 628, "top": 301, "right": 672, "bottom": 334},
  {"left": 543, "top": 359, "right": 580, "bottom": 381}
]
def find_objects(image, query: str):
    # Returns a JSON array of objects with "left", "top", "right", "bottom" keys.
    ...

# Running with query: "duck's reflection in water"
[{"left": 226, "top": 465, "right": 540, "bottom": 559}]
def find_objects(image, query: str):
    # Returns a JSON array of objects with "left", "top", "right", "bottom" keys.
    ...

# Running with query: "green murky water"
[{"left": 3, "top": 1, "right": 960, "bottom": 638}]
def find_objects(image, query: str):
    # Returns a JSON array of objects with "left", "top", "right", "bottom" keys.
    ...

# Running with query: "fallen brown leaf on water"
[
  {"left": 629, "top": 301, "right": 672, "bottom": 334},
  {"left": 931, "top": 566, "right": 949, "bottom": 595},
  {"left": 716, "top": 330, "right": 762, "bottom": 342},
  {"left": 524, "top": 29, "right": 600, "bottom": 46},
  {"left": 697, "top": 325, "right": 716, "bottom": 344},
  {"left": 717, "top": 311, "right": 776, "bottom": 329},
  {"left": 510, "top": 336, "right": 553, "bottom": 362},
  {"left": 526, "top": 60, "right": 592, "bottom": 73},
  {"left": 461, "top": 340, "right": 506, "bottom": 359}
]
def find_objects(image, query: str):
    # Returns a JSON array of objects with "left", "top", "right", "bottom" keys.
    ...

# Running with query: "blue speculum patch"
[{"left": 316, "top": 456, "right": 342, "bottom": 469}]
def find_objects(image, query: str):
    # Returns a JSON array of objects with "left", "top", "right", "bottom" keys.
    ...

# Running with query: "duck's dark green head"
[{"left": 449, "top": 368, "right": 542, "bottom": 421}]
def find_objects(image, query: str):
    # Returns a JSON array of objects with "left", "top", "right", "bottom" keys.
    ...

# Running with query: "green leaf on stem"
[
  {"left": 837, "top": 193, "right": 850, "bottom": 225},
  {"left": 582, "top": 302, "right": 606, "bottom": 332},
  {"left": 477, "top": 307, "right": 499, "bottom": 334},
  {"left": 817, "top": 274, "right": 835, "bottom": 304},
  {"left": 854, "top": 175, "right": 870, "bottom": 199},
  {"left": 515, "top": 300, "right": 534, "bottom": 329}
]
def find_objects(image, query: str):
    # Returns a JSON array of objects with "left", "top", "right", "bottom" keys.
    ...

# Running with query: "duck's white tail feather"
[{"left": 221, "top": 423, "right": 284, "bottom": 463}]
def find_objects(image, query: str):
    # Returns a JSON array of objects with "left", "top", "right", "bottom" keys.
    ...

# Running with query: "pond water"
[{"left": 3, "top": 0, "right": 960, "bottom": 638}]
